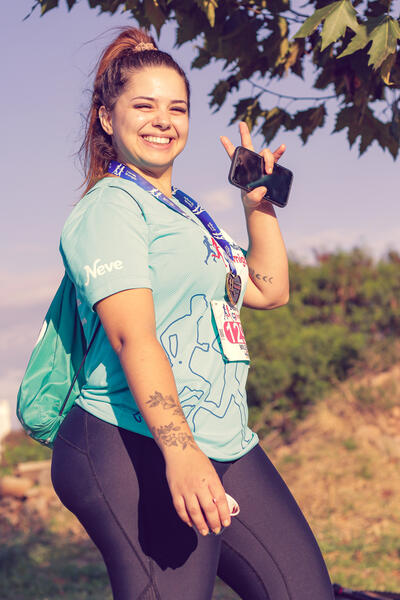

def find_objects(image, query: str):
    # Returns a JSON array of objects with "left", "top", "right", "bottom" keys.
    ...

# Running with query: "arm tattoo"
[
  {"left": 248, "top": 266, "right": 274, "bottom": 284},
  {"left": 146, "top": 391, "right": 199, "bottom": 451},
  {"left": 146, "top": 390, "right": 184, "bottom": 417},
  {"left": 151, "top": 423, "right": 199, "bottom": 451}
]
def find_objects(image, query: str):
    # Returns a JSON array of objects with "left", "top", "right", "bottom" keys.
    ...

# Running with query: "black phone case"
[{"left": 228, "top": 146, "right": 293, "bottom": 208}]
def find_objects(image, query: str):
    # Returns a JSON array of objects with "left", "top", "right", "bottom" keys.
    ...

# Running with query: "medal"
[{"left": 226, "top": 272, "right": 242, "bottom": 306}]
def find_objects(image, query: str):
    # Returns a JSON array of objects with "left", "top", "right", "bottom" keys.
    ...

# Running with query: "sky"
[{"left": 2, "top": 1, "right": 399, "bottom": 427}]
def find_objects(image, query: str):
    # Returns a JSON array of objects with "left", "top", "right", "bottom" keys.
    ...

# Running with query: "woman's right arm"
[{"left": 95, "top": 288, "right": 231, "bottom": 536}]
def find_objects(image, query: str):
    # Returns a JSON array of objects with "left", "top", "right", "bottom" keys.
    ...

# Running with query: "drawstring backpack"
[{"left": 17, "top": 273, "right": 100, "bottom": 448}]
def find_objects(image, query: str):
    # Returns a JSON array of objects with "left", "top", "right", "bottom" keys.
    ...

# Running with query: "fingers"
[
  {"left": 261, "top": 143, "right": 286, "bottom": 175},
  {"left": 173, "top": 487, "right": 231, "bottom": 536},
  {"left": 220, "top": 135, "right": 236, "bottom": 159},
  {"left": 209, "top": 485, "right": 231, "bottom": 529},
  {"left": 239, "top": 121, "right": 254, "bottom": 150},
  {"left": 172, "top": 495, "right": 193, "bottom": 529},
  {"left": 273, "top": 143, "right": 286, "bottom": 162},
  {"left": 221, "top": 121, "right": 286, "bottom": 168},
  {"left": 185, "top": 495, "right": 211, "bottom": 536}
]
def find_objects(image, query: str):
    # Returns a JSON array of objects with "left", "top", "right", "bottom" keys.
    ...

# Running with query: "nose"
[{"left": 152, "top": 108, "right": 172, "bottom": 130}]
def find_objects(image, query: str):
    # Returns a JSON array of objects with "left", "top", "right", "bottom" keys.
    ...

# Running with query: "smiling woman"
[
  {"left": 50, "top": 26, "right": 334, "bottom": 600},
  {"left": 79, "top": 27, "right": 190, "bottom": 197},
  {"left": 98, "top": 66, "right": 189, "bottom": 198}
]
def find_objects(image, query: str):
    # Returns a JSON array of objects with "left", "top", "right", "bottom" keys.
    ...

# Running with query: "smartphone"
[{"left": 228, "top": 145, "right": 293, "bottom": 208}]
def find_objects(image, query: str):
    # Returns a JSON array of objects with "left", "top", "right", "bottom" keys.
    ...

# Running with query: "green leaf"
[
  {"left": 367, "top": 16, "right": 400, "bottom": 70},
  {"left": 40, "top": 0, "right": 58, "bottom": 15},
  {"left": 293, "top": 2, "right": 337, "bottom": 39},
  {"left": 259, "top": 107, "right": 292, "bottom": 144},
  {"left": 390, "top": 101, "right": 400, "bottom": 141},
  {"left": 380, "top": 52, "right": 396, "bottom": 85},
  {"left": 195, "top": 0, "right": 218, "bottom": 27},
  {"left": 337, "top": 24, "right": 369, "bottom": 58},
  {"left": 320, "top": 0, "right": 359, "bottom": 51},
  {"left": 143, "top": 0, "right": 166, "bottom": 36},
  {"left": 334, "top": 105, "right": 362, "bottom": 146},
  {"left": 175, "top": 9, "right": 205, "bottom": 45},
  {"left": 292, "top": 105, "right": 326, "bottom": 143},
  {"left": 192, "top": 47, "right": 212, "bottom": 70},
  {"left": 228, "top": 96, "right": 261, "bottom": 129}
]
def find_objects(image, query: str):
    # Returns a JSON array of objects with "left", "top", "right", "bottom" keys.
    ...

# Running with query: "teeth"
[{"left": 143, "top": 136, "right": 171, "bottom": 144}]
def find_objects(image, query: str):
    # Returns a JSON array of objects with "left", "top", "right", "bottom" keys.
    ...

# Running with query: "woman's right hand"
[
  {"left": 96, "top": 288, "right": 231, "bottom": 535},
  {"left": 164, "top": 445, "right": 232, "bottom": 536}
]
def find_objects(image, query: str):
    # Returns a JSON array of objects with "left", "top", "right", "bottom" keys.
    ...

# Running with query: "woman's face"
[{"left": 100, "top": 66, "right": 189, "bottom": 177}]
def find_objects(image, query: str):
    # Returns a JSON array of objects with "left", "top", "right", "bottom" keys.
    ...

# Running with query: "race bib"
[{"left": 211, "top": 300, "right": 250, "bottom": 362}]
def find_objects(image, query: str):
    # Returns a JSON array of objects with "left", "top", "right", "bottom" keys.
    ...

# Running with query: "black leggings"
[{"left": 51, "top": 405, "right": 334, "bottom": 600}]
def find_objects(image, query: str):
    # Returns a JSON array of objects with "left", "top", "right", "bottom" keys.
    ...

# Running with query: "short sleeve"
[{"left": 60, "top": 185, "right": 152, "bottom": 310}]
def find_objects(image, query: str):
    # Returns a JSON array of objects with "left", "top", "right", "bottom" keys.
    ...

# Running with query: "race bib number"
[{"left": 211, "top": 300, "right": 250, "bottom": 362}]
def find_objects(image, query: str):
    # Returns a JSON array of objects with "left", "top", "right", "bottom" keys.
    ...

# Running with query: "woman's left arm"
[{"left": 221, "top": 122, "right": 289, "bottom": 310}]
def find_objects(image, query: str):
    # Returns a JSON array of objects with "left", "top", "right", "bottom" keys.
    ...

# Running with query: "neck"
[{"left": 124, "top": 162, "right": 173, "bottom": 198}]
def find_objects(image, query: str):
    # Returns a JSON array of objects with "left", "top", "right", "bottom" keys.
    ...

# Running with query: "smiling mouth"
[{"left": 142, "top": 135, "right": 173, "bottom": 145}]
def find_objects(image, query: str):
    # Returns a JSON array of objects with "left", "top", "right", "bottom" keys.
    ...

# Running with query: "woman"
[{"left": 51, "top": 27, "right": 334, "bottom": 600}]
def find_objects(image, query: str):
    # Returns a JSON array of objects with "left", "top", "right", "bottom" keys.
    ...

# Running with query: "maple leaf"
[
  {"left": 294, "top": 0, "right": 359, "bottom": 49},
  {"left": 320, "top": 0, "right": 359, "bottom": 51},
  {"left": 143, "top": 0, "right": 166, "bottom": 36},
  {"left": 367, "top": 15, "right": 400, "bottom": 70},
  {"left": 337, "top": 24, "right": 369, "bottom": 58},
  {"left": 195, "top": 0, "right": 218, "bottom": 27}
]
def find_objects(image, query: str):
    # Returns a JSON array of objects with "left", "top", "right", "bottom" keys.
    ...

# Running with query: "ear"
[{"left": 99, "top": 105, "right": 113, "bottom": 136}]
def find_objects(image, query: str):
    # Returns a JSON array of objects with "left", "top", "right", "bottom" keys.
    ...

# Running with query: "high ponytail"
[{"left": 79, "top": 27, "right": 190, "bottom": 196}]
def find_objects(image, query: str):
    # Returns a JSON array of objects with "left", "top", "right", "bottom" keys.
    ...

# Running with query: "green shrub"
[{"left": 241, "top": 248, "right": 400, "bottom": 435}]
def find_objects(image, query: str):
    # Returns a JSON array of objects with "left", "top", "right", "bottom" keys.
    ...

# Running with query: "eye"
[
  {"left": 134, "top": 104, "right": 152, "bottom": 110},
  {"left": 171, "top": 106, "right": 187, "bottom": 113}
]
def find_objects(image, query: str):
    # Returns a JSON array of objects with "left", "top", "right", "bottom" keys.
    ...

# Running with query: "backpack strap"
[{"left": 58, "top": 320, "right": 102, "bottom": 416}]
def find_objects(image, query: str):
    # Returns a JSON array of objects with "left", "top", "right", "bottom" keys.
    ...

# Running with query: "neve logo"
[{"left": 84, "top": 258, "right": 124, "bottom": 286}]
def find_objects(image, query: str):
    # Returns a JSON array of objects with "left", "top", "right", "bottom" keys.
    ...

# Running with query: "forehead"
[{"left": 124, "top": 66, "right": 187, "bottom": 102}]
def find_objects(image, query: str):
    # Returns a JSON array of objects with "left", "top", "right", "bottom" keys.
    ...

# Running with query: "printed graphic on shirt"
[
  {"left": 83, "top": 258, "right": 124, "bottom": 286},
  {"left": 202, "top": 235, "right": 247, "bottom": 270},
  {"left": 160, "top": 294, "right": 253, "bottom": 449}
]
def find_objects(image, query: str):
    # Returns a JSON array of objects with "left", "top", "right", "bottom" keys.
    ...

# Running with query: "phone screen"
[{"left": 229, "top": 146, "right": 293, "bottom": 207}]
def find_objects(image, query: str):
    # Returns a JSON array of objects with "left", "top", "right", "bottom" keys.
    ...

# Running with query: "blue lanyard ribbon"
[{"left": 108, "top": 161, "right": 237, "bottom": 276}]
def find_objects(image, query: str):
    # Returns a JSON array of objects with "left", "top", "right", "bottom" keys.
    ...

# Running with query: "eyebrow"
[{"left": 131, "top": 96, "right": 188, "bottom": 105}]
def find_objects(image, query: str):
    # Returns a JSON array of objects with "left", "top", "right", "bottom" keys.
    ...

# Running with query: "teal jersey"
[{"left": 60, "top": 176, "right": 258, "bottom": 461}]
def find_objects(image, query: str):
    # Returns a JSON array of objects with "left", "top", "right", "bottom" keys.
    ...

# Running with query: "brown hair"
[{"left": 79, "top": 27, "right": 191, "bottom": 196}]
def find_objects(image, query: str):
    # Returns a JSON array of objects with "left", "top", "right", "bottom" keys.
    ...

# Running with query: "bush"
[{"left": 242, "top": 248, "right": 400, "bottom": 436}]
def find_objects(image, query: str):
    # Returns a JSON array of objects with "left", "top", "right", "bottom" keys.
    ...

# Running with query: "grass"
[
  {"left": 3, "top": 363, "right": 400, "bottom": 599},
  {"left": 2, "top": 521, "right": 400, "bottom": 598},
  {"left": 0, "top": 531, "right": 112, "bottom": 600},
  {"left": 321, "top": 529, "right": 400, "bottom": 591},
  {"left": 0, "top": 528, "right": 240, "bottom": 600}
]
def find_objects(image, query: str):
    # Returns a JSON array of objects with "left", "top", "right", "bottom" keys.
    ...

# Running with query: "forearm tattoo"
[
  {"left": 248, "top": 266, "right": 274, "bottom": 284},
  {"left": 151, "top": 423, "right": 199, "bottom": 451},
  {"left": 146, "top": 390, "right": 184, "bottom": 417},
  {"left": 146, "top": 391, "right": 199, "bottom": 451}
]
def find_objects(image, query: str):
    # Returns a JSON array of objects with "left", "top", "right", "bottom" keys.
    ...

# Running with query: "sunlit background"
[{"left": 2, "top": 1, "right": 399, "bottom": 426}]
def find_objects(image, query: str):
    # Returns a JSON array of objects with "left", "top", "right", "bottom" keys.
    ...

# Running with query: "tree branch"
[{"left": 249, "top": 80, "right": 337, "bottom": 102}]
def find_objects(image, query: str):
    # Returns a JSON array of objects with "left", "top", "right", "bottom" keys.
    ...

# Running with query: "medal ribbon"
[{"left": 107, "top": 160, "right": 238, "bottom": 277}]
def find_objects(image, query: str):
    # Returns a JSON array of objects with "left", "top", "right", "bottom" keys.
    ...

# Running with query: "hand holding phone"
[
  {"left": 221, "top": 121, "right": 293, "bottom": 207},
  {"left": 228, "top": 145, "right": 293, "bottom": 208}
]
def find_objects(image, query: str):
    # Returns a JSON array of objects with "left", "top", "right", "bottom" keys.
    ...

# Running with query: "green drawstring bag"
[{"left": 17, "top": 273, "right": 100, "bottom": 448}]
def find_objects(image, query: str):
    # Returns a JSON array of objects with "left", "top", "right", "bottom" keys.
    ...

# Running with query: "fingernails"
[
  {"left": 213, "top": 527, "right": 221, "bottom": 535},
  {"left": 222, "top": 519, "right": 231, "bottom": 527},
  {"left": 201, "top": 528, "right": 209, "bottom": 536}
]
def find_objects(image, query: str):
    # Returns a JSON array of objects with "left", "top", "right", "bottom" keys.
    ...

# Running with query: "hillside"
[
  {"left": 265, "top": 364, "right": 400, "bottom": 591},
  {"left": 1, "top": 364, "right": 400, "bottom": 598}
]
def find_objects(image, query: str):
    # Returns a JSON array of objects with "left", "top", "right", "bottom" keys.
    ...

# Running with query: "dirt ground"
[
  {"left": 263, "top": 365, "right": 400, "bottom": 589},
  {"left": 2, "top": 365, "right": 400, "bottom": 596}
]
